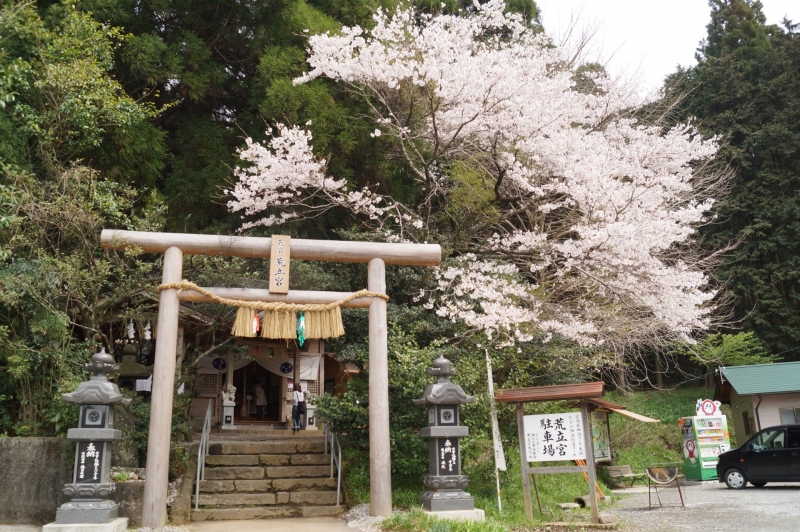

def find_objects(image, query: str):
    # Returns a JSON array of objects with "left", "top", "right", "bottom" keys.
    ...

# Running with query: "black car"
[{"left": 717, "top": 424, "right": 800, "bottom": 489}]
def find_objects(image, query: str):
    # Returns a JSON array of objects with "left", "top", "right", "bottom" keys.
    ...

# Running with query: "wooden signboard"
[
  {"left": 269, "top": 235, "right": 290, "bottom": 293},
  {"left": 591, "top": 411, "right": 612, "bottom": 463},
  {"left": 523, "top": 412, "right": 586, "bottom": 462}
]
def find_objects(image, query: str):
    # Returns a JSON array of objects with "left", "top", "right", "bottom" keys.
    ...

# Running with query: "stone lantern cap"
[
  {"left": 413, "top": 355, "right": 475, "bottom": 406},
  {"left": 62, "top": 348, "right": 131, "bottom": 405}
]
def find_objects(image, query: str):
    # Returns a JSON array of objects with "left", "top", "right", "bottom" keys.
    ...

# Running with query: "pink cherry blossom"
[{"left": 231, "top": 0, "right": 728, "bottom": 349}]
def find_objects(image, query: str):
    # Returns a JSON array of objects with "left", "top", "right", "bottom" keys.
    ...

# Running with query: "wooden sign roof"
[{"left": 494, "top": 381, "right": 605, "bottom": 403}]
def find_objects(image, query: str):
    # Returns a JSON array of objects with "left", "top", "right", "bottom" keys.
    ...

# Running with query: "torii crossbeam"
[{"left": 101, "top": 230, "right": 442, "bottom": 527}]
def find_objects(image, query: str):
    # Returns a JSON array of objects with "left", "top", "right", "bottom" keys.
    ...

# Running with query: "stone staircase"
[{"left": 191, "top": 435, "right": 343, "bottom": 521}]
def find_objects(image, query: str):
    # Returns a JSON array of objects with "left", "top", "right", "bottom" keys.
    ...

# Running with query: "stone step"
[
  {"left": 199, "top": 477, "right": 337, "bottom": 493},
  {"left": 266, "top": 465, "right": 330, "bottom": 478},
  {"left": 204, "top": 453, "right": 330, "bottom": 467},
  {"left": 204, "top": 454, "right": 259, "bottom": 466},
  {"left": 209, "top": 440, "right": 326, "bottom": 455},
  {"left": 203, "top": 467, "right": 265, "bottom": 480},
  {"left": 190, "top": 505, "right": 344, "bottom": 521},
  {"left": 203, "top": 432, "right": 324, "bottom": 442},
  {"left": 193, "top": 490, "right": 339, "bottom": 508},
  {"left": 202, "top": 465, "right": 331, "bottom": 480},
  {"left": 289, "top": 453, "right": 330, "bottom": 465}
]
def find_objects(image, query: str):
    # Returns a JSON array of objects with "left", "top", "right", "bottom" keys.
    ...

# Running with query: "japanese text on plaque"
[{"left": 522, "top": 412, "right": 585, "bottom": 462}]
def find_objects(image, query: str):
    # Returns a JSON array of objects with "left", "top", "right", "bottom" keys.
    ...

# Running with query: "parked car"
[{"left": 717, "top": 424, "right": 800, "bottom": 489}]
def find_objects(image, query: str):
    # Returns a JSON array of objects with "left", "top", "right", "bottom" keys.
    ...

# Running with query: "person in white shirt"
[{"left": 292, "top": 383, "right": 305, "bottom": 432}]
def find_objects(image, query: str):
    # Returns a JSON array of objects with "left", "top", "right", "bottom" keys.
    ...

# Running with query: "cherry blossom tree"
[{"left": 229, "top": 0, "right": 730, "bottom": 352}]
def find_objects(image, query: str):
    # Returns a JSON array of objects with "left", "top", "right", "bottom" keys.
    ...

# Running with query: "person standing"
[
  {"left": 254, "top": 382, "right": 267, "bottom": 421},
  {"left": 292, "top": 383, "right": 305, "bottom": 433}
]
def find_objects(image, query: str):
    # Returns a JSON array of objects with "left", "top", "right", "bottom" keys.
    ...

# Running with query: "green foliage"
[
  {"left": 665, "top": 0, "right": 800, "bottom": 354},
  {"left": 384, "top": 509, "right": 508, "bottom": 532},
  {"left": 0, "top": 164, "right": 164, "bottom": 435},
  {"left": 443, "top": 162, "right": 501, "bottom": 236},
  {"left": 114, "top": 374, "right": 195, "bottom": 465},
  {"left": 702, "top": 0, "right": 771, "bottom": 60},
  {"left": 315, "top": 316, "right": 431, "bottom": 483},
  {"left": 124, "top": 396, "right": 151, "bottom": 463},
  {"left": 675, "top": 332, "right": 777, "bottom": 373},
  {"left": 73, "top": 0, "right": 393, "bottom": 232},
  {"left": 347, "top": 434, "right": 610, "bottom": 529},
  {"left": 0, "top": 1, "right": 158, "bottom": 171},
  {"left": 341, "top": 447, "right": 372, "bottom": 505},
  {"left": 0, "top": 1, "right": 173, "bottom": 436}
]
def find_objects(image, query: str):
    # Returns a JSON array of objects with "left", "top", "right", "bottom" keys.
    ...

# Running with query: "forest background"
[{"left": 0, "top": 0, "right": 798, "bottom": 498}]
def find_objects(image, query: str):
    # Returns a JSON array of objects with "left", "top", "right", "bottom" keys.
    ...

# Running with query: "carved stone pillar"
[
  {"left": 45, "top": 347, "right": 131, "bottom": 531},
  {"left": 413, "top": 356, "right": 483, "bottom": 520}
]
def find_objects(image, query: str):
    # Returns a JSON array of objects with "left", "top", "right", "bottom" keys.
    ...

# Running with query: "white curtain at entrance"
[
  {"left": 196, "top": 354, "right": 320, "bottom": 380},
  {"left": 253, "top": 355, "right": 320, "bottom": 380}
]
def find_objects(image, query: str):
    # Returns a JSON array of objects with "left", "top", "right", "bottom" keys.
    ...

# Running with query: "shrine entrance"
[
  {"left": 232, "top": 362, "right": 281, "bottom": 423},
  {"left": 101, "top": 229, "right": 441, "bottom": 527}
]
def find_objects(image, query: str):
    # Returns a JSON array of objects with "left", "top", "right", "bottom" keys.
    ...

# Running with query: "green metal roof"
[{"left": 721, "top": 361, "right": 800, "bottom": 396}]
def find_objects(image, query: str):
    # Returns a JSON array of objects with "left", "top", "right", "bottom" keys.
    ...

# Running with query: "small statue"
[{"left": 222, "top": 385, "right": 237, "bottom": 404}]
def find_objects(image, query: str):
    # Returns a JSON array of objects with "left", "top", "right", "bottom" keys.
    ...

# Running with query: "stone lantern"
[
  {"left": 44, "top": 347, "right": 131, "bottom": 532},
  {"left": 413, "top": 356, "right": 484, "bottom": 521}
]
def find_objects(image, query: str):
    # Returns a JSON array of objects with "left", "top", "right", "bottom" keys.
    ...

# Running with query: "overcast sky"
[{"left": 537, "top": 0, "right": 800, "bottom": 92}]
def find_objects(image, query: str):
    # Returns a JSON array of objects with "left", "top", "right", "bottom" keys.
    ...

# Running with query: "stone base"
[
  {"left": 420, "top": 491, "right": 475, "bottom": 512},
  {"left": 424, "top": 509, "right": 485, "bottom": 522},
  {"left": 222, "top": 404, "right": 235, "bottom": 427},
  {"left": 43, "top": 517, "right": 128, "bottom": 532},
  {"left": 54, "top": 500, "right": 119, "bottom": 524}
]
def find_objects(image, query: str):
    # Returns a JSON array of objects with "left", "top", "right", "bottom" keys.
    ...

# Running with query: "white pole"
[
  {"left": 486, "top": 350, "right": 506, "bottom": 511},
  {"left": 142, "top": 246, "right": 183, "bottom": 527},
  {"left": 495, "top": 471, "right": 502, "bottom": 513},
  {"left": 368, "top": 258, "right": 392, "bottom": 516}
]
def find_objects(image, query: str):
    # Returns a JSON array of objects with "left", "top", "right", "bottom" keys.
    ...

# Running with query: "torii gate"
[{"left": 101, "top": 230, "right": 442, "bottom": 527}]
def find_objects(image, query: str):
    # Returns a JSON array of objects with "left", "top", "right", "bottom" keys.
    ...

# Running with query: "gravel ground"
[
  {"left": 342, "top": 504, "right": 385, "bottom": 532},
  {"left": 613, "top": 481, "right": 800, "bottom": 531}
]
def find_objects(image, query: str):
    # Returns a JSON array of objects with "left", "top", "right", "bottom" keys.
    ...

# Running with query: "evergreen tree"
[
  {"left": 666, "top": 0, "right": 800, "bottom": 355},
  {"left": 0, "top": 1, "right": 164, "bottom": 435},
  {"left": 72, "top": 0, "right": 540, "bottom": 233},
  {"left": 71, "top": 0, "right": 397, "bottom": 232}
]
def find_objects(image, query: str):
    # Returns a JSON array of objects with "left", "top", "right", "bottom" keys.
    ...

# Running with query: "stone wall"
[
  {"left": 113, "top": 481, "right": 145, "bottom": 526},
  {"left": 0, "top": 438, "right": 146, "bottom": 526},
  {"left": 0, "top": 438, "right": 73, "bottom": 525}
]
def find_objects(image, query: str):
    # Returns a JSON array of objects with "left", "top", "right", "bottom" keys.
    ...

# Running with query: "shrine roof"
[{"left": 494, "top": 382, "right": 605, "bottom": 403}]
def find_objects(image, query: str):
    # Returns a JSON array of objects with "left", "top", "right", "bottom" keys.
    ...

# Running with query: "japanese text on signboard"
[
  {"left": 522, "top": 412, "right": 585, "bottom": 462},
  {"left": 269, "top": 235, "right": 291, "bottom": 294}
]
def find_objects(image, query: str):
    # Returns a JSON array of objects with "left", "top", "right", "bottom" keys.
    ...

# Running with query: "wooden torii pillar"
[{"left": 101, "top": 230, "right": 442, "bottom": 527}]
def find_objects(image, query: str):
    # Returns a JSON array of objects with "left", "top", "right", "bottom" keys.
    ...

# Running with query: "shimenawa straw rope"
[{"left": 157, "top": 280, "right": 388, "bottom": 340}]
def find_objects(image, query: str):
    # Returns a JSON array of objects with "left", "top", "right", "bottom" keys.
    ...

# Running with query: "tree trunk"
[{"left": 655, "top": 356, "right": 664, "bottom": 389}]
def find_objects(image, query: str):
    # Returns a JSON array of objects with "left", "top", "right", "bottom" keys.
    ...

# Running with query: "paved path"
[
  {"left": 612, "top": 481, "right": 800, "bottom": 531},
  {"left": 0, "top": 516, "right": 350, "bottom": 532},
  {"left": 188, "top": 517, "right": 350, "bottom": 532}
]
